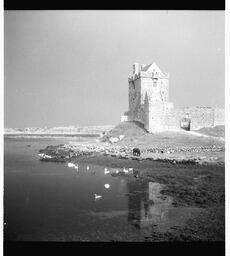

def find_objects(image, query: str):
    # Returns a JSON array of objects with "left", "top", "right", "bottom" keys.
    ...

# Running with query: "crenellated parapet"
[{"left": 128, "top": 71, "right": 169, "bottom": 82}]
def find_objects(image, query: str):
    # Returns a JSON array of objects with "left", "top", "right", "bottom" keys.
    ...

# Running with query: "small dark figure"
[
  {"left": 133, "top": 148, "right": 141, "bottom": 156},
  {"left": 133, "top": 169, "right": 139, "bottom": 178},
  {"left": 69, "top": 151, "right": 74, "bottom": 158}
]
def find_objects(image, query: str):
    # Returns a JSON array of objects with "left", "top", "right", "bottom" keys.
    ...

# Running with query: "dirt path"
[{"left": 186, "top": 130, "right": 225, "bottom": 142}]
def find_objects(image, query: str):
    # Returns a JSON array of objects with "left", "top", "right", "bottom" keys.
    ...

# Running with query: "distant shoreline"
[{"left": 4, "top": 133, "right": 101, "bottom": 138}]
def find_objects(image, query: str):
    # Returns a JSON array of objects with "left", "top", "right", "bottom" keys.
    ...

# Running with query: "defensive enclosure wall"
[{"left": 121, "top": 63, "right": 224, "bottom": 132}]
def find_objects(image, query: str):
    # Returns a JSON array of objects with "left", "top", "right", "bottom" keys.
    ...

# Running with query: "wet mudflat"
[{"left": 4, "top": 137, "right": 224, "bottom": 241}]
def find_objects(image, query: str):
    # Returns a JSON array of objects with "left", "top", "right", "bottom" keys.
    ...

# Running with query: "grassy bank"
[{"left": 103, "top": 122, "right": 225, "bottom": 148}]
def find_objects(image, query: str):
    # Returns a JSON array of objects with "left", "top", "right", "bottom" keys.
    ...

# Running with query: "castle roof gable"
[{"left": 141, "top": 62, "right": 164, "bottom": 75}]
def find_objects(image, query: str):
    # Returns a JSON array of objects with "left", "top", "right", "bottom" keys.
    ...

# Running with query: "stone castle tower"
[
  {"left": 126, "top": 62, "right": 174, "bottom": 132},
  {"left": 121, "top": 62, "right": 224, "bottom": 132}
]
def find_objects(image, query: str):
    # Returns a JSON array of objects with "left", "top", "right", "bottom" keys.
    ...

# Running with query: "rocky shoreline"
[{"left": 38, "top": 141, "right": 225, "bottom": 166}]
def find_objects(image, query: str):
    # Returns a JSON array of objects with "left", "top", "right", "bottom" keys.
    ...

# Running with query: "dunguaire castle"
[{"left": 121, "top": 62, "right": 224, "bottom": 132}]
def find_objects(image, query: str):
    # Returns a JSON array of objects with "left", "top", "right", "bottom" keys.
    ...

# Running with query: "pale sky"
[{"left": 4, "top": 11, "right": 225, "bottom": 128}]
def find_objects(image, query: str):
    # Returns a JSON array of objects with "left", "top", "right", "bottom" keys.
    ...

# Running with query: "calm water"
[{"left": 4, "top": 137, "right": 200, "bottom": 241}]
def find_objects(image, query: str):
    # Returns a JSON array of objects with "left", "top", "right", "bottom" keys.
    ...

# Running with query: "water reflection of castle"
[
  {"left": 127, "top": 179, "right": 172, "bottom": 232},
  {"left": 127, "top": 179, "right": 148, "bottom": 230}
]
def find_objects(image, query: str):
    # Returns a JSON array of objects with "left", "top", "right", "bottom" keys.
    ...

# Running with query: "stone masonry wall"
[
  {"left": 128, "top": 77, "right": 141, "bottom": 122},
  {"left": 184, "top": 107, "right": 214, "bottom": 130},
  {"left": 214, "top": 107, "right": 225, "bottom": 126},
  {"left": 148, "top": 103, "right": 167, "bottom": 132},
  {"left": 163, "top": 107, "right": 223, "bottom": 130}
]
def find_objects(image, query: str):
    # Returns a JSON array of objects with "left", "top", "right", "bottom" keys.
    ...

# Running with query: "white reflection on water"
[
  {"left": 141, "top": 182, "right": 173, "bottom": 225},
  {"left": 127, "top": 180, "right": 203, "bottom": 235}
]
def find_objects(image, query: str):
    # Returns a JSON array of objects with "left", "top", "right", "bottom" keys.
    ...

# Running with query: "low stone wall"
[
  {"left": 127, "top": 104, "right": 224, "bottom": 132},
  {"left": 164, "top": 107, "right": 224, "bottom": 131},
  {"left": 181, "top": 107, "right": 214, "bottom": 130},
  {"left": 214, "top": 107, "right": 225, "bottom": 126}
]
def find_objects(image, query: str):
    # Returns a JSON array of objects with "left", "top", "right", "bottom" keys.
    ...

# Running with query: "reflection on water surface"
[{"left": 4, "top": 137, "right": 202, "bottom": 241}]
